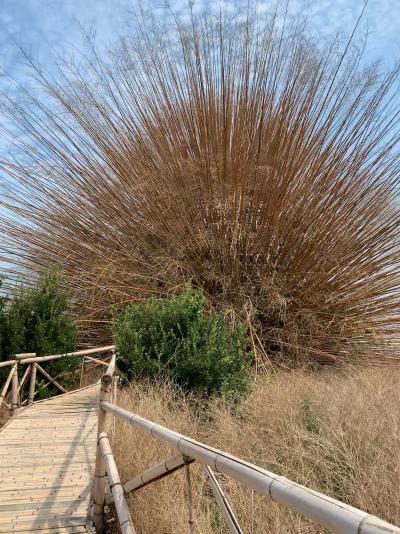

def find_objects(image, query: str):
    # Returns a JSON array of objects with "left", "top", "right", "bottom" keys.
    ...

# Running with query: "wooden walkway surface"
[{"left": 0, "top": 384, "right": 99, "bottom": 533}]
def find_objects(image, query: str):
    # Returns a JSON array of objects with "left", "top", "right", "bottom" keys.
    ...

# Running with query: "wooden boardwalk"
[{"left": 0, "top": 384, "right": 99, "bottom": 533}]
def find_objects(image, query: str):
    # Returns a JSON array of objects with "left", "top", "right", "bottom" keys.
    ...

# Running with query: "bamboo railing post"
[
  {"left": 28, "top": 363, "right": 37, "bottom": 406},
  {"left": 184, "top": 463, "right": 195, "bottom": 534},
  {"left": 0, "top": 365, "right": 15, "bottom": 409},
  {"left": 17, "top": 364, "right": 31, "bottom": 395},
  {"left": 11, "top": 362, "right": 19, "bottom": 415},
  {"left": 92, "top": 354, "right": 115, "bottom": 533},
  {"left": 98, "top": 432, "right": 136, "bottom": 534},
  {"left": 111, "top": 374, "right": 118, "bottom": 440},
  {"left": 79, "top": 358, "right": 84, "bottom": 387}
]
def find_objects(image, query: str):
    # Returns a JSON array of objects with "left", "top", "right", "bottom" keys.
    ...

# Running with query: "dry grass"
[
  {"left": 111, "top": 366, "right": 400, "bottom": 533},
  {"left": 0, "top": 7, "right": 399, "bottom": 365},
  {"left": 0, "top": 403, "right": 10, "bottom": 428}
]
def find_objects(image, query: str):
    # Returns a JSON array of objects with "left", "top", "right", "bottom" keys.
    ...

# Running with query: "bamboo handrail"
[
  {"left": 0, "top": 359, "right": 16, "bottom": 368},
  {"left": 17, "top": 344, "right": 116, "bottom": 364},
  {"left": 101, "top": 400, "right": 400, "bottom": 534},
  {"left": 93, "top": 352, "right": 116, "bottom": 533},
  {"left": 0, "top": 345, "right": 115, "bottom": 367},
  {"left": 15, "top": 353, "right": 36, "bottom": 360},
  {"left": 83, "top": 355, "right": 110, "bottom": 366}
]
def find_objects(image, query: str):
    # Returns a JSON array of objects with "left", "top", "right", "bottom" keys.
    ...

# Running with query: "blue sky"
[{"left": 0, "top": 0, "right": 399, "bottom": 86}]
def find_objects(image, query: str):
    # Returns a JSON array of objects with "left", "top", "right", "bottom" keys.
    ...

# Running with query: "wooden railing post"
[
  {"left": 28, "top": 363, "right": 37, "bottom": 406},
  {"left": 11, "top": 362, "right": 19, "bottom": 415},
  {"left": 184, "top": 463, "right": 195, "bottom": 534},
  {"left": 0, "top": 365, "right": 15, "bottom": 410},
  {"left": 92, "top": 354, "right": 115, "bottom": 533}
]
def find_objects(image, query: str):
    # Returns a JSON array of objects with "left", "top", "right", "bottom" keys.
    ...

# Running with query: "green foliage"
[
  {"left": 0, "top": 268, "right": 77, "bottom": 377},
  {"left": 114, "top": 286, "right": 251, "bottom": 397},
  {"left": 301, "top": 399, "right": 321, "bottom": 435}
]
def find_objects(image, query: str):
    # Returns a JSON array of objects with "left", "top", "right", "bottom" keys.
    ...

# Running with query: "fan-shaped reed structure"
[{"left": 0, "top": 8, "right": 399, "bottom": 365}]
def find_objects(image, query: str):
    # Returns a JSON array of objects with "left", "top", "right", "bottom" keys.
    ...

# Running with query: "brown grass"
[
  {"left": 0, "top": 403, "right": 10, "bottom": 428},
  {"left": 111, "top": 366, "right": 400, "bottom": 533},
  {"left": 0, "top": 6, "right": 399, "bottom": 366}
]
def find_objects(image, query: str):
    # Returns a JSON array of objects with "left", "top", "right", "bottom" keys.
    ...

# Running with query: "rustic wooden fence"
[
  {"left": 93, "top": 359, "right": 400, "bottom": 534},
  {"left": 0, "top": 347, "right": 399, "bottom": 534},
  {"left": 0, "top": 345, "right": 115, "bottom": 413}
]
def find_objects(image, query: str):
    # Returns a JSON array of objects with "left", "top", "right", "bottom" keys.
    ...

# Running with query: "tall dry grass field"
[
  {"left": 0, "top": 6, "right": 399, "bottom": 365},
  {"left": 111, "top": 367, "right": 400, "bottom": 533}
]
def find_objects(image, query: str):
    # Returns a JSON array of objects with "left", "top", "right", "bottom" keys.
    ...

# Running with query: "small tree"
[
  {"left": 1, "top": 268, "right": 77, "bottom": 376},
  {"left": 114, "top": 286, "right": 251, "bottom": 397}
]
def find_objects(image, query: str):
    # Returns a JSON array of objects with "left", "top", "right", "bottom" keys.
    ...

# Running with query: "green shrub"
[
  {"left": 0, "top": 268, "right": 77, "bottom": 378},
  {"left": 113, "top": 286, "right": 251, "bottom": 397},
  {"left": 301, "top": 399, "right": 321, "bottom": 435}
]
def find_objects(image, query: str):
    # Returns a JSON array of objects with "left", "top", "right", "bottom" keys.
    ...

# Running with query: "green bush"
[
  {"left": 113, "top": 286, "right": 251, "bottom": 397},
  {"left": 0, "top": 268, "right": 77, "bottom": 378}
]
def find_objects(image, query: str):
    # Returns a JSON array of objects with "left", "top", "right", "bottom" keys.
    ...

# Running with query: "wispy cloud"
[{"left": 0, "top": 0, "right": 399, "bottom": 77}]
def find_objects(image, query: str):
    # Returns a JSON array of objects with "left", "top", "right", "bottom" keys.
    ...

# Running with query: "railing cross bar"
[
  {"left": 123, "top": 453, "right": 195, "bottom": 495},
  {"left": 201, "top": 464, "right": 243, "bottom": 534}
]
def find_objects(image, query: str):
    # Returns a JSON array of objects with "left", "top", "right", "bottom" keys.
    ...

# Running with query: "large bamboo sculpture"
[{"left": 0, "top": 7, "right": 399, "bottom": 364}]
